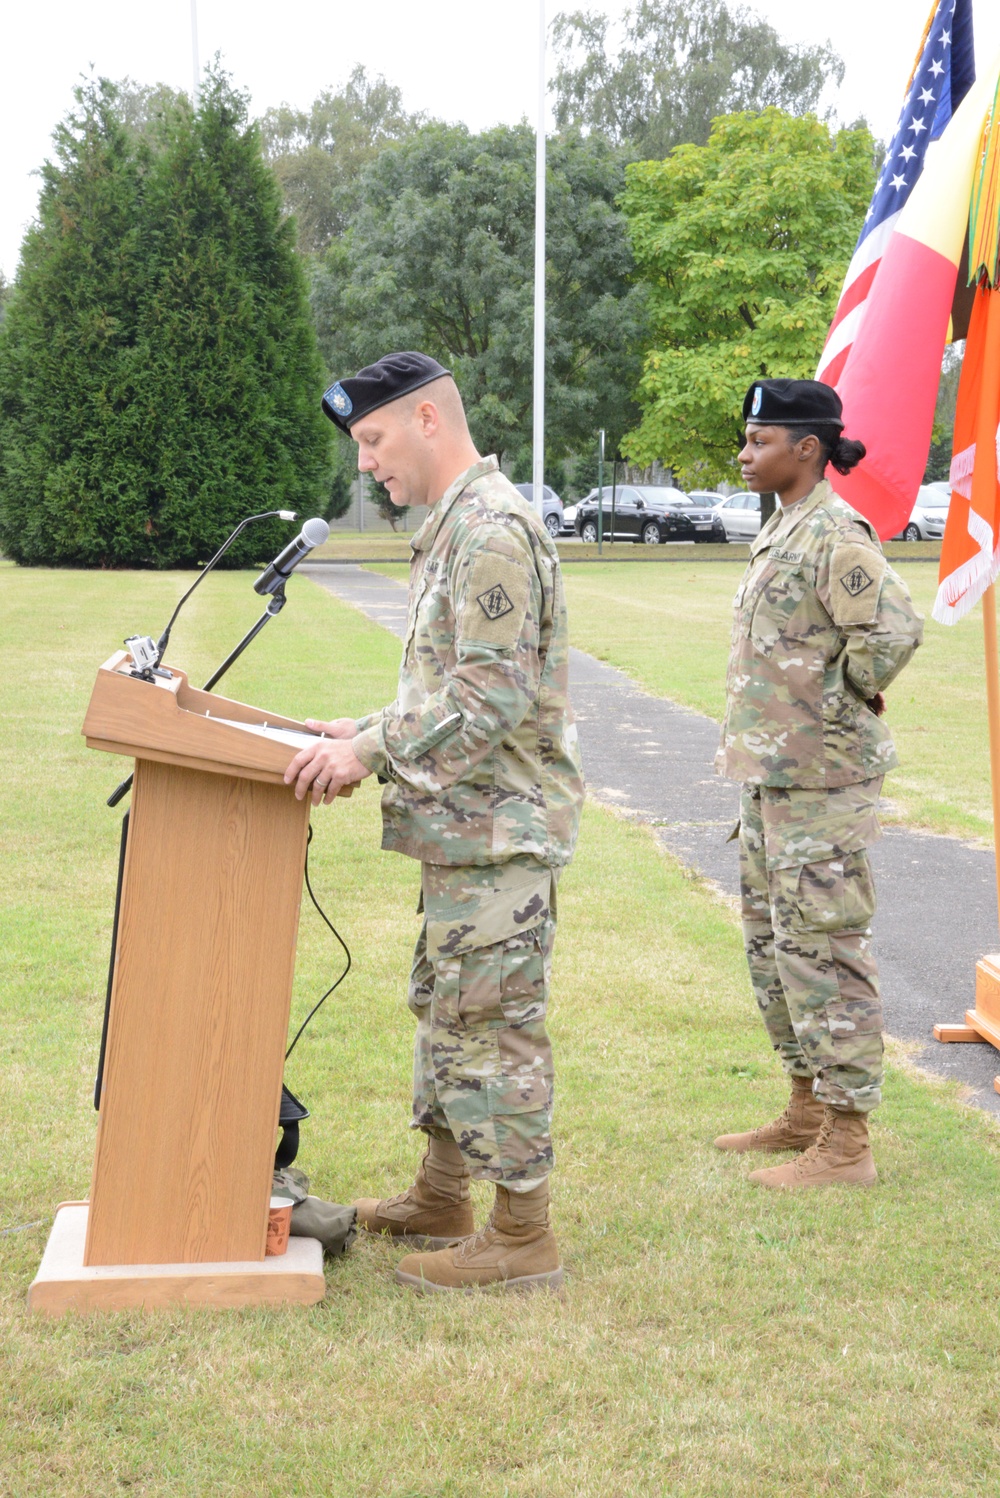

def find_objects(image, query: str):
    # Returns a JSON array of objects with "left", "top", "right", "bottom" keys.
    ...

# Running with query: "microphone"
[
  {"left": 254, "top": 517, "right": 330, "bottom": 595},
  {"left": 151, "top": 509, "right": 299, "bottom": 669}
]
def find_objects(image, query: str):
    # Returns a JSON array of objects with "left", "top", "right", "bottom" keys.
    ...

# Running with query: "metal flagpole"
[
  {"left": 531, "top": 0, "right": 546, "bottom": 521},
  {"left": 190, "top": 0, "right": 200, "bottom": 108}
]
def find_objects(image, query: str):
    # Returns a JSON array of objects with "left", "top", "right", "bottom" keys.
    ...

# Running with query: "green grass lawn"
[
  {"left": 4, "top": 562, "right": 1000, "bottom": 1495},
  {"left": 553, "top": 560, "right": 990, "bottom": 845},
  {"left": 367, "top": 553, "right": 979, "bottom": 841}
]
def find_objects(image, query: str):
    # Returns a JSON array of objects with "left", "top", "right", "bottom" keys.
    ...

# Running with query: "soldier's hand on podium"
[
  {"left": 285, "top": 733, "right": 371, "bottom": 805},
  {"left": 304, "top": 717, "right": 358, "bottom": 739}
]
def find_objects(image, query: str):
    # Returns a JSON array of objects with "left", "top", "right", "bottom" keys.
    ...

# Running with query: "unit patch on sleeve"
[
  {"left": 477, "top": 583, "right": 514, "bottom": 622},
  {"left": 830, "top": 542, "right": 887, "bottom": 626},
  {"left": 458, "top": 548, "right": 532, "bottom": 649}
]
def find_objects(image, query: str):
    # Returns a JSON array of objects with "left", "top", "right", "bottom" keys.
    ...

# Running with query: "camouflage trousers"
[
  {"left": 739, "top": 779, "right": 885, "bottom": 1114},
  {"left": 407, "top": 857, "right": 556, "bottom": 1183}
]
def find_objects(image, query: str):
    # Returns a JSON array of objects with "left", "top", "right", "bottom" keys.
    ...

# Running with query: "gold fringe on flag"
[
  {"left": 906, "top": 0, "right": 943, "bottom": 94},
  {"left": 969, "top": 76, "right": 1000, "bottom": 289}
]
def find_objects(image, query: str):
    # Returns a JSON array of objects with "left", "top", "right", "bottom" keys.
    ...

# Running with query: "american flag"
[{"left": 817, "top": 0, "right": 976, "bottom": 386}]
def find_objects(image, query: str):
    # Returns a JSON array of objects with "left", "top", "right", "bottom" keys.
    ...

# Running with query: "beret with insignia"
[
  {"left": 742, "top": 378, "right": 844, "bottom": 430},
  {"left": 322, "top": 351, "right": 452, "bottom": 433}
]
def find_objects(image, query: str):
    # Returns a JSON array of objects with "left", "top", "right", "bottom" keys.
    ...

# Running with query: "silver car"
[
  {"left": 893, "top": 482, "right": 951, "bottom": 541},
  {"left": 713, "top": 491, "right": 761, "bottom": 541},
  {"left": 513, "top": 483, "right": 564, "bottom": 539}
]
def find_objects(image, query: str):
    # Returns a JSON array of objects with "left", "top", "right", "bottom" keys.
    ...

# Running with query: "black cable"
[{"left": 285, "top": 823, "right": 352, "bottom": 1060}]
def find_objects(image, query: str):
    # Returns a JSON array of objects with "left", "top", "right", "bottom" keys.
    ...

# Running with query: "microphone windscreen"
[{"left": 302, "top": 517, "right": 330, "bottom": 547}]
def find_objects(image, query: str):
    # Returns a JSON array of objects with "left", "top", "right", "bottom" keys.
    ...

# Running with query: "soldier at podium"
[{"left": 284, "top": 352, "right": 584, "bottom": 1292}]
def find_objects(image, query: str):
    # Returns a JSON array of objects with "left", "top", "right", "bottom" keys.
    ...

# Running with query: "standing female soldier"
[{"left": 714, "top": 379, "right": 923, "bottom": 1186}]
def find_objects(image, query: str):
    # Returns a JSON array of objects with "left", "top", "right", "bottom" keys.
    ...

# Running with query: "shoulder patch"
[
  {"left": 830, "top": 542, "right": 887, "bottom": 626},
  {"left": 458, "top": 549, "right": 532, "bottom": 650}
]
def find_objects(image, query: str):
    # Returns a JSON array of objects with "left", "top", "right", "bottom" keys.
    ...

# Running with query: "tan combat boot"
[
  {"left": 748, "top": 1106, "right": 877, "bottom": 1188},
  {"left": 394, "top": 1179, "right": 563, "bottom": 1293},
  {"left": 714, "top": 1075, "right": 824, "bottom": 1153},
  {"left": 353, "top": 1135, "right": 474, "bottom": 1248}
]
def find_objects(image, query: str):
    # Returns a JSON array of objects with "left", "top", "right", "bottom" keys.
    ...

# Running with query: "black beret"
[
  {"left": 322, "top": 351, "right": 452, "bottom": 434},
  {"left": 743, "top": 378, "right": 844, "bottom": 430}
]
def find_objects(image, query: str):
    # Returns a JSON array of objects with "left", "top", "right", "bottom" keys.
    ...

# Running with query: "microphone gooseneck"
[
  {"left": 153, "top": 509, "right": 299, "bottom": 667},
  {"left": 254, "top": 517, "right": 330, "bottom": 596}
]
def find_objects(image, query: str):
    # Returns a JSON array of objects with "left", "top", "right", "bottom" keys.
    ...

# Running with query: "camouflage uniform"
[
  {"left": 717, "top": 479, "right": 923, "bottom": 1113},
  {"left": 352, "top": 456, "right": 584, "bottom": 1181}
]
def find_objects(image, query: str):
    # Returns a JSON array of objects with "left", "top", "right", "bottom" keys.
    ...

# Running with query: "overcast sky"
[{"left": 3, "top": 0, "right": 999, "bottom": 278}]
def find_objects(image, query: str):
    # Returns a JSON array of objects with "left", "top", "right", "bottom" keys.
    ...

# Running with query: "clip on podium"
[{"left": 29, "top": 651, "right": 330, "bottom": 1315}]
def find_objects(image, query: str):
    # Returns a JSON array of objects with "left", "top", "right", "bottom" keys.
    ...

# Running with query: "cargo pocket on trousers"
[
  {"left": 498, "top": 927, "right": 547, "bottom": 1029},
  {"left": 456, "top": 945, "right": 505, "bottom": 1028},
  {"left": 487, "top": 1071, "right": 551, "bottom": 1116},
  {"left": 825, "top": 992, "right": 884, "bottom": 1044},
  {"left": 780, "top": 850, "right": 876, "bottom": 935}
]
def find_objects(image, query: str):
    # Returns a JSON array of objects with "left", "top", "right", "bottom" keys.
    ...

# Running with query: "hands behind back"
[{"left": 284, "top": 716, "right": 371, "bottom": 806}]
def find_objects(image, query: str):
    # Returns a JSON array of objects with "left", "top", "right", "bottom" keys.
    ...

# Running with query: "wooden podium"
[
  {"left": 934, "top": 956, "right": 1000, "bottom": 1094},
  {"left": 29, "top": 652, "right": 327, "bottom": 1314}
]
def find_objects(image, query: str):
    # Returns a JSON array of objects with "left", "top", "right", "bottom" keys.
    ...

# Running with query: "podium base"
[
  {"left": 28, "top": 1204, "right": 326, "bottom": 1317},
  {"left": 934, "top": 955, "right": 1000, "bottom": 1052}
]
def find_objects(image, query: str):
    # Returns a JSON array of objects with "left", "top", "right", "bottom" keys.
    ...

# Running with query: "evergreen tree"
[
  {"left": 131, "top": 69, "right": 330, "bottom": 566},
  {"left": 0, "top": 70, "right": 331, "bottom": 567},
  {"left": 0, "top": 79, "right": 150, "bottom": 566}
]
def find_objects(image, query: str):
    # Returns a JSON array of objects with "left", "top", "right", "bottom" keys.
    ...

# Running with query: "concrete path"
[{"left": 303, "top": 561, "right": 1000, "bottom": 1116}]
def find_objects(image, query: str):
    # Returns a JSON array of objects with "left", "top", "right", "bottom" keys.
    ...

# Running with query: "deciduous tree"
[
  {"left": 260, "top": 68, "right": 424, "bottom": 256},
  {"left": 621, "top": 108, "right": 874, "bottom": 484},
  {"left": 313, "top": 122, "right": 646, "bottom": 472},
  {"left": 552, "top": 0, "right": 843, "bottom": 159}
]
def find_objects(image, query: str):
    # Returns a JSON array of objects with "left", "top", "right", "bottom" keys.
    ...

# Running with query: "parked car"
[
  {"left": 575, "top": 485, "right": 726, "bottom": 544},
  {"left": 559, "top": 503, "right": 578, "bottom": 536},
  {"left": 688, "top": 489, "right": 728, "bottom": 508},
  {"left": 513, "top": 482, "right": 564, "bottom": 538},
  {"left": 712, "top": 491, "right": 762, "bottom": 541},
  {"left": 892, "top": 482, "right": 951, "bottom": 541}
]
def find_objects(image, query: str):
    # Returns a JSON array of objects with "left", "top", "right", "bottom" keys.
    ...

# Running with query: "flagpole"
[
  {"left": 531, "top": 0, "right": 546, "bottom": 521},
  {"left": 191, "top": 0, "right": 200, "bottom": 108},
  {"left": 982, "top": 586, "right": 1000, "bottom": 937}
]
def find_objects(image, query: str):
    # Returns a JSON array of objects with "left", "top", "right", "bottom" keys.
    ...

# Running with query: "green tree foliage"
[
  {"left": 260, "top": 67, "right": 424, "bottom": 256},
  {"left": 0, "top": 72, "right": 331, "bottom": 567},
  {"left": 925, "top": 342, "right": 963, "bottom": 483},
  {"left": 552, "top": 0, "right": 843, "bottom": 159},
  {"left": 620, "top": 109, "right": 875, "bottom": 483},
  {"left": 0, "top": 80, "right": 150, "bottom": 567},
  {"left": 0, "top": 272, "right": 14, "bottom": 331},
  {"left": 312, "top": 122, "right": 646, "bottom": 471}
]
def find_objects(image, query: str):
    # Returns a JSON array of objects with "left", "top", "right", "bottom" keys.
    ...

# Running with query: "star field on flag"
[{"left": 818, "top": 0, "right": 975, "bottom": 387}]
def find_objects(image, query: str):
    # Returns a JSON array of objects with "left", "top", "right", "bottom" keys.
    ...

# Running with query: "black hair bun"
[{"left": 830, "top": 437, "right": 866, "bottom": 476}]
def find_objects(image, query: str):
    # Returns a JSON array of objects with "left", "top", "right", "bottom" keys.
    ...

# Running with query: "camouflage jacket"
[
  {"left": 716, "top": 479, "right": 923, "bottom": 789},
  {"left": 352, "top": 456, "right": 584, "bottom": 868}
]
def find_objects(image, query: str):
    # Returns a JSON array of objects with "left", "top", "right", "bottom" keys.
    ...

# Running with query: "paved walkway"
[{"left": 302, "top": 561, "right": 1000, "bottom": 1116}]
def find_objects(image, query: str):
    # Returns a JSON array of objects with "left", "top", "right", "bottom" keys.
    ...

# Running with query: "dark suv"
[{"left": 574, "top": 485, "right": 725, "bottom": 544}]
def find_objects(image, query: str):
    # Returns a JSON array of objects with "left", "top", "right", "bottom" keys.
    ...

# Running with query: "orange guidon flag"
[{"left": 934, "top": 80, "right": 1000, "bottom": 625}]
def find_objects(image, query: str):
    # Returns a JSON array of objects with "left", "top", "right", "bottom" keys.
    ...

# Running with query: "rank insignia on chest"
[
  {"left": 841, "top": 565, "right": 873, "bottom": 598},
  {"left": 477, "top": 583, "right": 514, "bottom": 621}
]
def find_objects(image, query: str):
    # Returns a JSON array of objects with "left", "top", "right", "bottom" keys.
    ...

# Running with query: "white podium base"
[{"left": 28, "top": 1203, "right": 326, "bottom": 1316}]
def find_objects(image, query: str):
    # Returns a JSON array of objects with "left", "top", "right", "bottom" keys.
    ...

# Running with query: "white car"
[
  {"left": 893, "top": 482, "right": 951, "bottom": 541},
  {"left": 559, "top": 503, "right": 578, "bottom": 536},
  {"left": 713, "top": 491, "right": 761, "bottom": 541}
]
